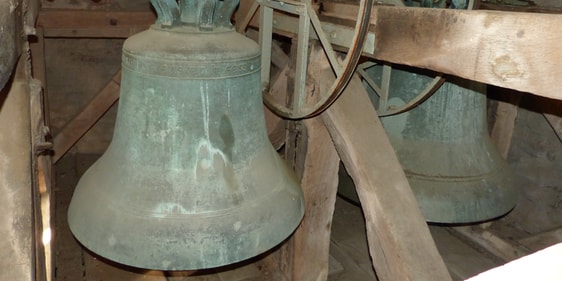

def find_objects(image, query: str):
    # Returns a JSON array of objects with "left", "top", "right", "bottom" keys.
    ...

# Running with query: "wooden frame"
[{"left": 32, "top": 4, "right": 562, "bottom": 281}]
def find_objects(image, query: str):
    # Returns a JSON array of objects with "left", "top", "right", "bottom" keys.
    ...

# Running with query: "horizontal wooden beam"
[
  {"left": 36, "top": 9, "right": 155, "bottom": 38},
  {"left": 36, "top": 7, "right": 562, "bottom": 101},
  {"left": 372, "top": 6, "right": 562, "bottom": 100},
  {"left": 479, "top": 2, "right": 562, "bottom": 14}
]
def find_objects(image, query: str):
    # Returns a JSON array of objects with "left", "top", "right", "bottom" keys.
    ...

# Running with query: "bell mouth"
[{"left": 68, "top": 144, "right": 304, "bottom": 270}]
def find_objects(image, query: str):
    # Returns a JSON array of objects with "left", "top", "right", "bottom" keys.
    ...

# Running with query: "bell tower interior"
[{"left": 1, "top": 0, "right": 562, "bottom": 280}]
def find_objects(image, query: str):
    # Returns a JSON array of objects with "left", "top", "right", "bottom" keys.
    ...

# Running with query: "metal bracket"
[
  {"left": 257, "top": 0, "right": 310, "bottom": 111},
  {"left": 256, "top": 0, "right": 373, "bottom": 118}
]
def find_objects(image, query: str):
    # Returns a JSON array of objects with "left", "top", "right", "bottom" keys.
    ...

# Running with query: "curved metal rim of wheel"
[
  {"left": 238, "top": 0, "right": 476, "bottom": 119},
  {"left": 238, "top": 0, "right": 373, "bottom": 119},
  {"left": 358, "top": 0, "right": 477, "bottom": 117}
]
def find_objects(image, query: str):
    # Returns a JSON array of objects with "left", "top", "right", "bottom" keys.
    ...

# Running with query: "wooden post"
[
  {"left": 30, "top": 27, "right": 50, "bottom": 125},
  {"left": 291, "top": 117, "right": 340, "bottom": 281},
  {"left": 489, "top": 87, "right": 522, "bottom": 159}
]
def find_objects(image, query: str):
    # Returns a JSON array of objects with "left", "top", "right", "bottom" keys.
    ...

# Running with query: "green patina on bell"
[
  {"left": 365, "top": 65, "right": 518, "bottom": 223},
  {"left": 68, "top": 0, "right": 304, "bottom": 270}
]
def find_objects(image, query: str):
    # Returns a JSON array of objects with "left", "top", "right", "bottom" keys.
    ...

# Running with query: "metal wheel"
[
  {"left": 237, "top": 0, "right": 373, "bottom": 119},
  {"left": 358, "top": 0, "right": 478, "bottom": 116}
]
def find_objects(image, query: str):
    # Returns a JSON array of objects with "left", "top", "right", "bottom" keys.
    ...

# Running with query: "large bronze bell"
[
  {"left": 67, "top": 0, "right": 304, "bottom": 270},
  {"left": 363, "top": 65, "right": 518, "bottom": 223}
]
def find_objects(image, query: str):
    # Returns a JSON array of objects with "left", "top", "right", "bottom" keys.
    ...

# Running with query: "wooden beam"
[
  {"left": 53, "top": 71, "right": 121, "bottom": 163},
  {"left": 451, "top": 226, "right": 530, "bottom": 262},
  {"left": 467, "top": 243, "right": 562, "bottom": 281},
  {"left": 264, "top": 69, "right": 289, "bottom": 150},
  {"left": 240, "top": 2, "right": 562, "bottom": 100},
  {"left": 542, "top": 97, "right": 562, "bottom": 141},
  {"left": 314, "top": 51, "right": 451, "bottom": 279},
  {"left": 30, "top": 27, "right": 50, "bottom": 126},
  {"left": 479, "top": 2, "right": 562, "bottom": 14},
  {"left": 291, "top": 117, "right": 340, "bottom": 281},
  {"left": 519, "top": 228, "right": 562, "bottom": 252},
  {"left": 489, "top": 87, "right": 522, "bottom": 159},
  {"left": 544, "top": 113, "right": 562, "bottom": 141},
  {"left": 30, "top": 60, "right": 53, "bottom": 281},
  {"left": 373, "top": 6, "right": 562, "bottom": 101},
  {"left": 36, "top": 10, "right": 155, "bottom": 38}
]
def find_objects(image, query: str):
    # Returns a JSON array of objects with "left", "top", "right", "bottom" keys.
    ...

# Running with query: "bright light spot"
[{"left": 42, "top": 228, "right": 52, "bottom": 245}]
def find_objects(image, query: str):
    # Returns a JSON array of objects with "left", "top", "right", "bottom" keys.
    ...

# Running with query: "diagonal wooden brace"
[{"left": 53, "top": 71, "right": 121, "bottom": 163}]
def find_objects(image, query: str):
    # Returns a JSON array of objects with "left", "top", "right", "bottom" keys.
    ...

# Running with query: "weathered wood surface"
[
  {"left": 291, "top": 117, "right": 340, "bottom": 281},
  {"left": 312, "top": 48, "right": 451, "bottom": 279},
  {"left": 30, "top": 67, "right": 53, "bottom": 281},
  {"left": 30, "top": 27, "right": 51, "bottom": 126},
  {"left": 37, "top": 5, "right": 562, "bottom": 102},
  {"left": 36, "top": 9, "right": 155, "bottom": 38},
  {"left": 519, "top": 228, "right": 562, "bottom": 252},
  {"left": 373, "top": 6, "right": 562, "bottom": 101},
  {"left": 451, "top": 226, "right": 530, "bottom": 262},
  {"left": 429, "top": 227, "right": 499, "bottom": 280},
  {"left": 542, "top": 97, "right": 562, "bottom": 141},
  {"left": 53, "top": 71, "right": 120, "bottom": 163},
  {"left": 466, "top": 243, "right": 562, "bottom": 281},
  {"left": 490, "top": 89, "right": 522, "bottom": 159},
  {"left": 544, "top": 113, "right": 562, "bottom": 141},
  {"left": 479, "top": 2, "right": 562, "bottom": 14}
]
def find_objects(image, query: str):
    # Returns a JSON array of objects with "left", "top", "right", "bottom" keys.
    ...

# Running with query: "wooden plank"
[
  {"left": 489, "top": 88, "right": 522, "bottom": 158},
  {"left": 37, "top": 9, "right": 155, "bottom": 29},
  {"left": 519, "top": 228, "right": 562, "bottom": 252},
  {"left": 37, "top": 9, "right": 155, "bottom": 38},
  {"left": 30, "top": 27, "right": 51, "bottom": 127},
  {"left": 53, "top": 71, "right": 121, "bottom": 163},
  {"left": 36, "top": 155, "right": 53, "bottom": 281},
  {"left": 329, "top": 198, "right": 377, "bottom": 281},
  {"left": 264, "top": 105, "right": 286, "bottom": 150},
  {"left": 544, "top": 113, "right": 562, "bottom": 141},
  {"left": 315, "top": 51, "right": 451, "bottom": 279},
  {"left": 430, "top": 227, "right": 499, "bottom": 280},
  {"left": 451, "top": 226, "right": 530, "bottom": 262},
  {"left": 479, "top": 2, "right": 562, "bottom": 14},
  {"left": 30, "top": 65, "right": 53, "bottom": 281},
  {"left": 543, "top": 99, "right": 562, "bottom": 141},
  {"left": 373, "top": 6, "right": 562, "bottom": 101},
  {"left": 83, "top": 250, "right": 168, "bottom": 281},
  {"left": 42, "top": 27, "right": 150, "bottom": 38},
  {"left": 292, "top": 117, "right": 340, "bottom": 281},
  {"left": 53, "top": 154, "right": 86, "bottom": 280}
]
